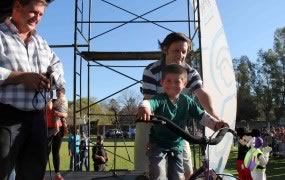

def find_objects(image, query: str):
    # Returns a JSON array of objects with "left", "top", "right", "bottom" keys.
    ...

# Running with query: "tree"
[
  {"left": 236, "top": 96, "right": 258, "bottom": 121},
  {"left": 252, "top": 49, "right": 275, "bottom": 121},
  {"left": 117, "top": 90, "right": 143, "bottom": 125},
  {"left": 67, "top": 97, "right": 110, "bottom": 126},
  {"left": 93, "top": 98, "right": 119, "bottom": 125},
  {"left": 272, "top": 27, "right": 285, "bottom": 122},
  {"left": 233, "top": 56, "right": 258, "bottom": 121}
]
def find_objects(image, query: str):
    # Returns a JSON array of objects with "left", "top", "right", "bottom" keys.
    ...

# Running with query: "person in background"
[
  {"left": 248, "top": 137, "right": 272, "bottom": 180},
  {"left": 0, "top": 0, "right": 65, "bottom": 179},
  {"left": 53, "top": 88, "right": 68, "bottom": 135},
  {"left": 137, "top": 64, "right": 228, "bottom": 180},
  {"left": 80, "top": 131, "right": 89, "bottom": 171},
  {"left": 92, "top": 135, "right": 108, "bottom": 171},
  {"left": 68, "top": 128, "right": 81, "bottom": 171},
  {"left": 236, "top": 128, "right": 252, "bottom": 180},
  {"left": 46, "top": 97, "right": 68, "bottom": 180},
  {"left": 135, "top": 32, "right": 221, "bottom": 179}
]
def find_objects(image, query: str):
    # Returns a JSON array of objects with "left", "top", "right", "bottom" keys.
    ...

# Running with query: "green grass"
[
  {"left": 47, "top": 139, "right": 285, "bottom": 179},
  {"left": 224, "top": 146, "right": 285, "bottom": 180},
  {"left": 46, "top": 138, "right": 135, "bottom": 171}
]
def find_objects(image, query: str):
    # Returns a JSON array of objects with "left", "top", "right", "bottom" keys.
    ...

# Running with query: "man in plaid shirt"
[{"left": 0, "top": 0, "right": 65, "bottom": 179}]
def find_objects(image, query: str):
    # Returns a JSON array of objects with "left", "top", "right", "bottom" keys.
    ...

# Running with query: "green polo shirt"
[{"left": 149, "top": 93, "right": 204, "bottom": 153}]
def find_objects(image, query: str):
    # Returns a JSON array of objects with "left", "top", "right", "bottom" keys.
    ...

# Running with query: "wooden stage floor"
[{"left": 44, "top": 171, "right": 148, "bottom": 180}]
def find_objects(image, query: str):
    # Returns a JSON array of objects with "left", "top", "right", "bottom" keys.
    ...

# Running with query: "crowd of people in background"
[
  {"left": 234, "top": 125, "right": 285, "bottom": 158},
  {"left": 67, "top": 129, "right": 108, "bottom": 173},
  {"left": 235, "top": 126, "right": 285, "bottom": 158},
  {"left": 260, "top": 126, "right": 285, "bottom": 157}
]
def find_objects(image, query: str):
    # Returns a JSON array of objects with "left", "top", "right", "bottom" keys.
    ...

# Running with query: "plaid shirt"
[{"left": 0, "top": 18, "right": 65, "bottom": 111}]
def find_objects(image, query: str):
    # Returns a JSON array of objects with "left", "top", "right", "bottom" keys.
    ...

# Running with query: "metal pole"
[
  {"left": 196, "top": 0, "right": 203, "bottom": 79},
  {"left": 73, "top": 0, "right": 79, "bottom": 171}
]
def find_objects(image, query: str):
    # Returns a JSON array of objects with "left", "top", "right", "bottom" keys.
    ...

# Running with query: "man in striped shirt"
[
  {"left": 0, "top": 0, "right": 65, "bottom": 179},
  {"left": 135, "top": 32, "right": 221, "bottom": 179}
]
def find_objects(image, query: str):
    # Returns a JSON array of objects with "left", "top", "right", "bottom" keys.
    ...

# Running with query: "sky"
[{"left": 37, "top": 0, "right": 285, "bottom": 102}]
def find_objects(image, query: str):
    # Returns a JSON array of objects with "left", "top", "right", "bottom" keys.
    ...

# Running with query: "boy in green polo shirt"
[{"left": 137, "top": 64, "right": 228, "bottom": 180}]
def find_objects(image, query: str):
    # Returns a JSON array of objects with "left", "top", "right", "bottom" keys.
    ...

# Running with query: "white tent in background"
[{"left": 193, "top": 0, "right": 237, "bottom": 173}]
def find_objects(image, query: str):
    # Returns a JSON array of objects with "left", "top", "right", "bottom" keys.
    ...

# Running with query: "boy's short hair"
[
  {"left": 56, "top": 87, "right": 65, "bottom": 94},
  {"left": 161, "top": 64, "right": 188, "bottom": 81}
]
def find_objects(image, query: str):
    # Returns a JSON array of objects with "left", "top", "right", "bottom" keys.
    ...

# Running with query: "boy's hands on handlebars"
[
  {"left": 214, "top": 120, "right": 229, "bottom": 131},
  {"left": 137, "top": 107, "right": 152, "bottom": 121}
]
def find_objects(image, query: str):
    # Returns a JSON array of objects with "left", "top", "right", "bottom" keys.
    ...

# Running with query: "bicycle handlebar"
[{"left": 136, "top": 115, "right": 236, "bottom": 145}]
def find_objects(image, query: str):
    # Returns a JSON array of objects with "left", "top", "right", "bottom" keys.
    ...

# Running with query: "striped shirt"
[
  {"left": 0, "top": 18, "right": 65, "bottom": 111},
  {"left": 142, "top": 59, "right": 203, "bottom": 96}
]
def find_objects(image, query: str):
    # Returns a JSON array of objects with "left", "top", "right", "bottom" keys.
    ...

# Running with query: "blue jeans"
[
  {"left": 0, "top": 103, "right": 47, "bottom": 180},
  {"left": 80, "top": 152, "right": 89, "bottom": 171},
  {"left": 8, "top": 169, "right": 15, "bottom": 180},
  {"left": 148, "top": 142, "right": 184, "bottom": 180},
  {"left": 69, "top": 154, "right": 80, "bottom": 171}
]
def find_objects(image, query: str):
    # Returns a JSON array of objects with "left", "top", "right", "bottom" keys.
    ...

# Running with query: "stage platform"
[{"left": 44, "top": 171, "right": 148, "bottom": 180}]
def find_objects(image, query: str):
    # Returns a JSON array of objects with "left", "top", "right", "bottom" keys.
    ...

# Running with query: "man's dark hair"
[
  {"left": 13, "top": 0, "right": 49, "bottom": 7},
  {"left": 159, "top": 32, "right": 192, "bottom": 52},
  {"left": 0, "top": 0, "right": 13, "bottom": 22},
  {"left": 161, "top": 64, "right": 188, "bottom": 81}
]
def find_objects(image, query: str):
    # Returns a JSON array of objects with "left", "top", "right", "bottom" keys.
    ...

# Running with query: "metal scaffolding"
[
  {"left": 73, "top": 0, "right": 202, "bottom": 122},
  {"left": 72, "top": 0, "right": 203, "bottom": 171}
]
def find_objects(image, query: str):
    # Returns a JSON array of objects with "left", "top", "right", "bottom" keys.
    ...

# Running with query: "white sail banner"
[{"left": 193, "top": 0, "right": 237, "bottom": 173}]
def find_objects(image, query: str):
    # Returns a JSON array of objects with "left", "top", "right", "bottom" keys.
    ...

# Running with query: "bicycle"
[{"left": 136, "top": 115, "right": 237, "bottom": 180}]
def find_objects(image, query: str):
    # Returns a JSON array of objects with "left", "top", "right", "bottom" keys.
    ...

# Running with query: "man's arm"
[
  {"left": 194, "top": 87, "right": 219, "bottom": 120},
  {"left": 1, "top": 71, "right": 50, "bottom": 90},
  {"left": 200, "top": 112, "right": 229, "bottom": 131}
]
